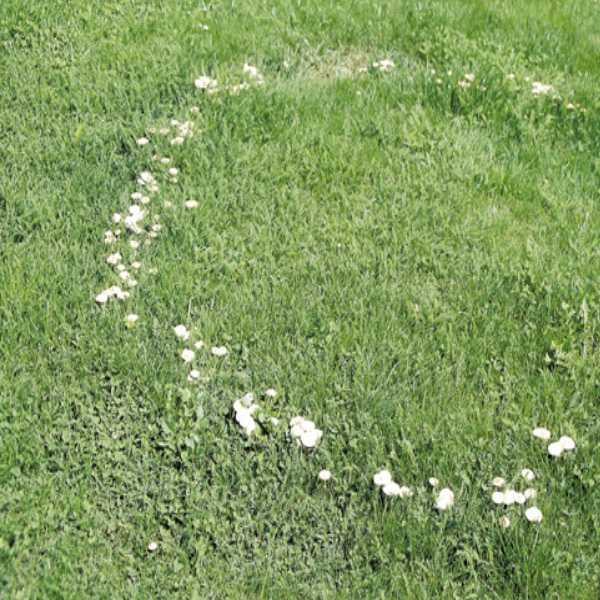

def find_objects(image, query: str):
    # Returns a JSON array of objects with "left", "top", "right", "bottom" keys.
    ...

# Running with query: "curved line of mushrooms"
[{"left": 95, "top": 72, "right": 579, "bottom": 556}]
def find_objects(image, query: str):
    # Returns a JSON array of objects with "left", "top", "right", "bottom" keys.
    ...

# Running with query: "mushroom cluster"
[
  {"left": 548, "top": 436, "right": 576, "bottom": 458},
  {"left": 233, "top": 394, "right": 259, "bottom": 436},
  {"left": 373, "top": 470, "right": 413, "bottom": 499},
  {"left": 289, "top": 416, "right": 323, "bottom": 449},
  {"left": 233, "top": 393, "right": 278, "bottom": 437},
  {"left": 490, "top": 468, "right": 541, "bottom": 526},
  {"left": 532, "top": 426, "right": 576, "bottom": 458}
]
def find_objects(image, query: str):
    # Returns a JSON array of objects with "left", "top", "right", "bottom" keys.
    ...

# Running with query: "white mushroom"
[
  {"left": 532, "top": 427, "right": 551, "bottom": 440},
  {"left": 299, "top": 429, "right": 322, "bottom": 448},
  {"left": 373, "top": 470, "right": 392, "bottom": 487},
  {"left": 492, "top": 491, "right": 505, "bottom": 505},
  {"left": 548, "top": 441, "right": 564, "bottom": 457},
  {"left": 318, "top": 469, "right": 331, "bottom": 482},
  {"left": 559, "top": 436, "right": 575, "bottom": 451},
  {"left": 435, "top": 488, "right": 454, "bottom": 510},
  {"left": 181, "top": 349, "right": 195, "bottom": 363},
  {"left": 525, "top": 507, "right": 543, "bottom": 523},
  {"left": 382, "top": 482, "right": 401, "bottom": 497},
  {"left": 300, "top": 420, "right": 315, "bottom": 433},
  {"left": 521, "top": 468, "right": 535, "bottom": 481}
]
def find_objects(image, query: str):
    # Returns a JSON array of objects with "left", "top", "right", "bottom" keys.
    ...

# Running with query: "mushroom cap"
[
  {"left": 300, "top": 420, "right": 316, "bottom": 433},
  {"left": 521, "top": 468, "right": 535, "bottom": 481},
  {"left": 548, "top": 441, "right": 564, "bottom": 457},
  {"left": 382, "top": 482, "right": 402, "bottom": 497},
  {"left": 435, "top": 488, "right": 454, "bottom": 509},
  {"left": 525, "top": 507, "right": 543, "bottom": 523},
  {"left": 318, "top": 469, "right": 331, "bottom": 482},
  {"left": 300, "top": 429, "right": 322, "bottom": 448},
  {"left": 373, "top": 470, "right": 392, "bottom": 487},
  {"left": 559, "top": 436, "right": 575, "bottom": 451},
  {"left": 532, "top": 427, "right": 551, "bottom": 440},
  {"left": 492, "top": 491, "right": 505, "bottom": 505},
  {"left": 235, "top": 411, "right": 254, "bottom": 429},
  {"left": 181, "top": 349, "right": 195, "bottom": 362}
]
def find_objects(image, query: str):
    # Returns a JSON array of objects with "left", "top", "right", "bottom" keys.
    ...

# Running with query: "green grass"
[{"left": 1, "top": 0, "right": 600, "bottom": 597}]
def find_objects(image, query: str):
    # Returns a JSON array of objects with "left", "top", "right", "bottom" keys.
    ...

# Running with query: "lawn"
[{"left": 1, "top": 0, "right": 599, "bottom": 598}]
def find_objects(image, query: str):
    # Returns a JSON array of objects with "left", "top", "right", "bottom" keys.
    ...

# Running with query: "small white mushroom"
[
  {"left": 382, "top": 482, "right": 402, "bottom": 497},
  {"left": 318, "top": 469, "right": 331, "bottom": 482},
  {"left": 521, "top": 468, "right": 535, "bottom": 481},
  {"left": 187, "top": 370, "right": 200, "bottom": 383},
  {"left": 559, "top": 436, "right": 575, "bottom": 451},
  {"left": 525, "top": 507, "right": 543, "bottom": 523},
  {"left": 548, "top": 441, "right": 564, "bottom": 457},
  {"left": 373, "top": 470, "right": 392, "bottom": 487},
  {"left": 181, "top": 349, "right": 195, "bottom": 363},
  {"left": 300, "top": 420, "right": 315, "bottom": 433},
  {"left": 492, "top": 491, "right": 505, "bottom": 505},
  {"left": 235, "top": 410, "right": 254, "bottom": 429},
  {"left": 532, "top": 427, "right": 552, "bottom": 440},
  {"left": 492, "top": 477, "right": 506, "bottom": 487},
  {"left": 435, "top": 488, "right": 454, "bottom": 510},
  {"left": 300, "top": 429, "right": 322, "bottom": 448}
]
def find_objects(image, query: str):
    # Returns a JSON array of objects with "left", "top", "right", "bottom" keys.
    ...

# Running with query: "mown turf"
[{"left": 1, "top": 0, "right": 600, "bottom": 598}]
